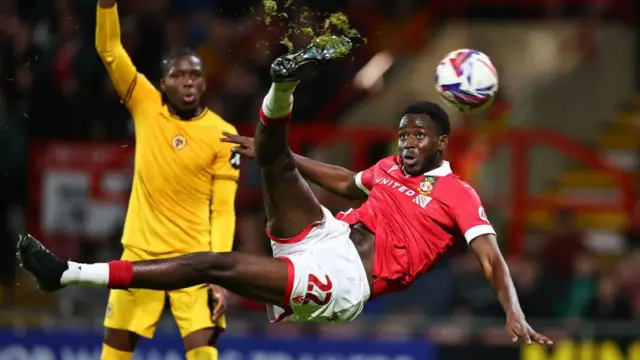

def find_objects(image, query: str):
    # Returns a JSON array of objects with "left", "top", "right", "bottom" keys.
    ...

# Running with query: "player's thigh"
[
  {"left": 261, "top": 167, "right": 323, "bottom": 239},
  {"left": 213, "top": 251, "right": 290, "bottom": 306}
]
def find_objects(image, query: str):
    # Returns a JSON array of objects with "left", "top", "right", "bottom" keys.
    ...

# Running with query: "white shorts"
[{"left": 265, "top": 206, "right": 370, "bottom": 323}]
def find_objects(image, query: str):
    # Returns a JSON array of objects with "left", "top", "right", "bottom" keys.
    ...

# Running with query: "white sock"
[
  {"left": 261, "top": 81, "right": 299, "bottom": 119},
  {"left": 60, "top": 261, "right": 110, "bottom": 286}
]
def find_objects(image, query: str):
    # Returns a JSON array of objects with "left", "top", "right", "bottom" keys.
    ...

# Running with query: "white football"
[{"left": 435, "top": 49, "right": 498, "bottom": 112}]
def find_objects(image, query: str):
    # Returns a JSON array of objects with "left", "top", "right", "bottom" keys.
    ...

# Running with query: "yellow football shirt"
[{"left": 96, "top": 5, "right": 239, "bottom": 255}]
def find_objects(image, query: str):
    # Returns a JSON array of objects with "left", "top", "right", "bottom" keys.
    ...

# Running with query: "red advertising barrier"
[{"left": 28, "top": 142, "right": 134, "bottom": 257}]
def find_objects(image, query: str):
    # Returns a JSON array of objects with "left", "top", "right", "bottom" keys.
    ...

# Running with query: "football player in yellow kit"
[{"left": 95, "top": 0, "right": 240, "bottom": 359}]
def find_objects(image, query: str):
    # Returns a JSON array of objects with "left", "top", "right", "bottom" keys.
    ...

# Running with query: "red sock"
[
  {"left": 259, "top": 108, "right": 291, "bottom": 126},
  {"left": 107, "top": 260, "right": 133, "bottom": 289}
]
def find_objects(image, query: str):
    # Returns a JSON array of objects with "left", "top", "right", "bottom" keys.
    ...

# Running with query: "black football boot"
[
  {"left": 270, "top": 35, "right": 353, "bottom": 83},
  {"left": 17, "top": 234, "right": 68, "bottom": 292}
]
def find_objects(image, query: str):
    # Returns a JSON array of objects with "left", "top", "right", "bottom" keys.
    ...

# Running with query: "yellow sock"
[
  {"left": 186, "top": 346, "right": 218, "bottom": 360},
  {"left": 101, "top": 344, "right": 133, "bottom": 360}
]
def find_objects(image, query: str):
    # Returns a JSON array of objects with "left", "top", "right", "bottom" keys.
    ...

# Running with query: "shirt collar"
[
  {"left": 424, "top": 160, "right": 452, "bottom": 176},
  {"left": 401, "top": 160, "right": 453, "bottom": 177}
]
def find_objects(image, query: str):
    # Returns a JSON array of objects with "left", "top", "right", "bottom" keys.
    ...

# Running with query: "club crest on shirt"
[
  {"left": 418, "top": 176, "right": 437, "bottom": 194},
  {"left": 172, "top": 135, "right": 187, "bottom": 150}
]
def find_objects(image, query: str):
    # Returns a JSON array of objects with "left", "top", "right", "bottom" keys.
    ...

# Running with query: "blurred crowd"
[
  {"left": 0, "top": 0, "right": 639, "bottom": 340},
  {"left": 0, "top": 0, "right": 422, "bottom": 288}
]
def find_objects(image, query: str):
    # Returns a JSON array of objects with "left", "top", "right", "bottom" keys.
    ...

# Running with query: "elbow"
[
  {"left": 486, "top": 256, "right": 511, "bottom": 287},
  {"left": 341, "top": 187, "right": 361, "bottom": 201},
  {"left": 483, "top": 254, "right": 503, "bottom": 274},
  {"left": 95, "top": 33, "right": 120, "bottom": 60},
  {"left": 95, "top": 41, "right": 113, "bottom": 60},
  {"left": 95, "top": 43, "right": 110, "bottom": 62},
  {"left": 95, "top": 43, "right": 106, "bottom": 55},
  {"left": 477, "top": 252, "right": 500, "bottom": 279},
  {"left": 492, "top": 254, "right": 509, "bottom": 272},
  {"left": 343, "top": 181, "right": 367, "bottom": 201}
]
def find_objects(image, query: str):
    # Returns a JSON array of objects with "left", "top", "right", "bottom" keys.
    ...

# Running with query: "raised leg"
[
  {"left": 18, "top": 235, "right": 289, "bottom": 306},
  {"left": 255, "top": 39, "right": 352, "bottom": 239},
  {"left": 255, "top": 94, "right": 324, "bottom": 239},
  {"left": 124, "top": 252, "right": 288, "bottom": 304}
]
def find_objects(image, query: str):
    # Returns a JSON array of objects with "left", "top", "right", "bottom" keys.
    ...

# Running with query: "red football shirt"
[{"left": 336, "top": 156, "right": 495, "bottom": 297}]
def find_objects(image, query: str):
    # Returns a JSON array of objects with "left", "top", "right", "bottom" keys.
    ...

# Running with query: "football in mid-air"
[{"left": 435, "top": 49, "right": 498, "bottom": 112}]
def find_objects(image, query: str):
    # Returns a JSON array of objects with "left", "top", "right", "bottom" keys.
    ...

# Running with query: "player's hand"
[
  {"left": 209, "top": 284, "right": 228, "bottom": 321},
  {"left": 221, "top": 132, "right": 255, "bottom": 158},
  {"left": 505, "top": 313, "right": 553, "bottom": 346}
]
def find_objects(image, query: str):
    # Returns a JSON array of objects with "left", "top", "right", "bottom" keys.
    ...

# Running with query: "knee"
[
  {"left": 256, "top": 149, "right": 296, "bottom": 170},
  {"left": 182, "top": 252, "right": 240, "bottom": 280},
  {"left": 259, "top": 153, "right": 297, "bottom": 177},
  {"left": 103, "top": 328, "right": 139, "bottom": 353},
  {"left": 183, "top": 328, "right": 219, "bottom": 352},
  {"left": 279, "top": 154, "right": 297, "bottom": 173}
]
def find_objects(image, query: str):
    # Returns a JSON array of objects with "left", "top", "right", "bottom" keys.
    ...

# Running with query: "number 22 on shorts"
[{"left": 296, "top": 274, "right": 333, "bottom": 306}]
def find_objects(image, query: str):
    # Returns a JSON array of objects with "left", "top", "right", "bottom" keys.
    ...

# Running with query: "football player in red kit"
[{"left": 19, "top": 38, "right": 551, "bottom": 346}]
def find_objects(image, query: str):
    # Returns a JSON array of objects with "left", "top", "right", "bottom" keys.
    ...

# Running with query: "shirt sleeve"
[
  {"left": 210, "top": 178, "right": 238, "bottom": 253},
  {"left": 210, "top": 123, "right": 241, "bottom": 252},
  {"left": 354, "top": 165, "right": 375, "bottom": 195},
  {"left": 451, "top": 183, "right": 496, "bottom": 244},
  {"left": 95, "top": 4, "right": 158, "bottom": 111}
]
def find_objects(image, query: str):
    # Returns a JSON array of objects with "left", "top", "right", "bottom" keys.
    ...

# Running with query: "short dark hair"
[
  {"left": 401, "top": 101, "right": 451, "bottom": 136},
  {"left": 161, "top": 47, "right": 200, "bottom": 76}
]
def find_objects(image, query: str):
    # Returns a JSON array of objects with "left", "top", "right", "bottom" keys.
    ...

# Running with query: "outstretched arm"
[
  {"left": 96, "top": 0, "right": 134, "bottom": 99},
  {"left": 293, "top": 153, "right": 366, "bottom": 201},
  {"left": 96, "top": 0, "right": 157, "bottom": 109},
  {"left": 221, "top": 132, "right": 367, "bottom": 201},
  {"left": 471, "top": 235, "right": 553, "bottom": 346},
  {"left": 452, "top": 184, "right": 552, "bottom": 346}
]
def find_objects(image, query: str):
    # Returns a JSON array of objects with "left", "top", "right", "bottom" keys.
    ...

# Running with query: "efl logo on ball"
[{"left": 435, "top": 49, "right": 499, "bottom": 112}]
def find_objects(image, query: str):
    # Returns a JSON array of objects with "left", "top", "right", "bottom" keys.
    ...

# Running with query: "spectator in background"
[
  {"left": 625, "top": 195, "right": 640, "bottom": 248},
  {"left": 512, "top": 259, "right": 553, "bottom": 319},
  {"left": 386, "top": 253, "right": 457, "bottom": 317},
  {"left": 615, "top": 250, "right": 640, "bottom": 312},
  {"left": 453, "top": 251, "right": 501, "bottom": 317},
  {"left": 584, "top": 275, "right": 632, "bottom": 320},
  {"left": 0, "top": 71, "right": 27, "bottom": 297},
  {"left": 557, "top": 252, "right": 597, "bottom": 318},
  {"left": 541, "top": 209, "right": 585, "bottom": 281}
]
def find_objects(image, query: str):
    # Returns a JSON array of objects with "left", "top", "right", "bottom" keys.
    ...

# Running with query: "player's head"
[
  {"left": 160, "top": 47, "right": 206, "bottom": 112},
  {"left": 397, "top": 101, "right": 450, "bottom": 176}
]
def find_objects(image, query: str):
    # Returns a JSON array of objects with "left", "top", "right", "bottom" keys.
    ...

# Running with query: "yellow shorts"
[{"left": 104, "top": 247, "right": 226, "bottom": 339}]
